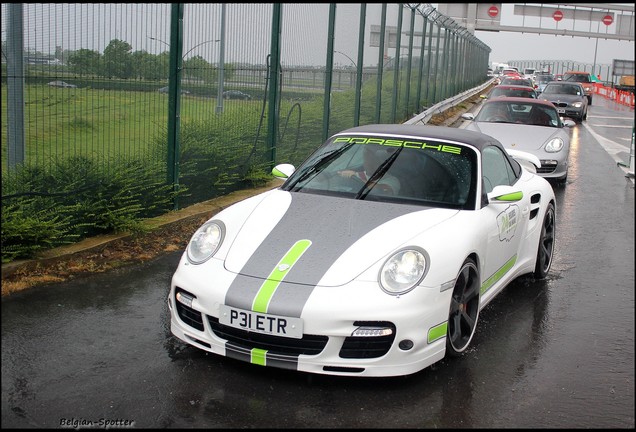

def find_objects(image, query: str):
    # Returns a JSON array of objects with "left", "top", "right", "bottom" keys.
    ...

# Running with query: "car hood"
[
  {"left": 222, "top": 189, "right": 458, "bottom": 287},
  {"left": 466, "top": 122, "right": 559, "bottom": 151}
]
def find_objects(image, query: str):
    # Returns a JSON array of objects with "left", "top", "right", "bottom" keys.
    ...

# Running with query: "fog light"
[
  {"left": 352, "top": 326, "right": 393, "bottom": 337},
  {"left": 399, "top": 339, "right": 414, "bottom": 350},
  {"left": 540, "top": 160, "right": 558, "bottom": 167},
  {"left": 176, "top": 291, "right": 194, "bottom": 308}
]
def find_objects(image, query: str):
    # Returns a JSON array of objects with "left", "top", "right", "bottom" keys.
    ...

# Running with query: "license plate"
[
  {"left": 557, "top": 109, "right": 565, "bottom": 114},
  {"left": 219, "top": 305, "right": 303, "bottom": 339}
]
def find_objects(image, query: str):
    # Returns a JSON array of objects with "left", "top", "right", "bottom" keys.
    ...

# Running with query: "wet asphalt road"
[{"left": 2, "top": 98, "right": 634, "bottom": 429}]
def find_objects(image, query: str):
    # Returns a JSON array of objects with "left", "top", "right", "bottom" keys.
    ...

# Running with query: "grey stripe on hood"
[{"left": 224, "top": 192, "right": 422, "bottom": 317}]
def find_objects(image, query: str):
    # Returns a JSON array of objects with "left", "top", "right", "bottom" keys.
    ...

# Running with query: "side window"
[{"left": 481, "top": 146, "right": 517, "bottom": 193}]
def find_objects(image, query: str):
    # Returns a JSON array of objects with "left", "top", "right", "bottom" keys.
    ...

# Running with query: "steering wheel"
[{"left": 488, "top": 115, "right": 508, "bottom": 122}]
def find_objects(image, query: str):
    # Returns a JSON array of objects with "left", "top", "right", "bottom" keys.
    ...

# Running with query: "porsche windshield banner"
[{"left": 333, "top": 136, "right": 463, "bottom": 154}]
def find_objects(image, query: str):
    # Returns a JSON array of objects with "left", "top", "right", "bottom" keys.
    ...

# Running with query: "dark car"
[
  {"left": 535, "top": 74, "right": 555, "bottom": 93},
  {"left": 538, "top": 81, "right": 588, "bottom": 122},
  {"left": 482, "top": 84, "right": 538, "bottom": 100},
  {"left": 222, "top": 90, "right": 251, "bottom": 100},
  {"left": 562, "top": 71, "right": 595, "bottom": 105}
]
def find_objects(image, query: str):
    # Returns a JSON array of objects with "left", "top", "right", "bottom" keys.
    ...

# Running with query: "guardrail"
[{"left": 404, "top": 78, "right": 496, "bottom": 125}]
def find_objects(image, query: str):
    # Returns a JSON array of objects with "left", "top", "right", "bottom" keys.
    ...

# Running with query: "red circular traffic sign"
[
  {"left": 553, "top": 10, "right": 563, "bottom": 22},
  {"left": 602, "top": 15, "right": 613, "bottom": 25},
  {"left": 488, "top": 6, "right": 499, "bottom": 18}
]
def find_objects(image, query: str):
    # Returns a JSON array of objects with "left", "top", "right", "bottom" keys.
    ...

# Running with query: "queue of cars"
[{"left": 466, "top": 69, "right": 592, "bottom": 186}]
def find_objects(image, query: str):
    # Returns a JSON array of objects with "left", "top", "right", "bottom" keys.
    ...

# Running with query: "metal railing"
[{"left": 2, "top": 3, "right": 491, "bottom": 212}]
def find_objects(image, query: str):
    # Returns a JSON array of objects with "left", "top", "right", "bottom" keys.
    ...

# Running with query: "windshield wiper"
[
  {"left": 283, "top": 143, "right": 353, "bottom": 191},
  {"left": 355, "top": 147, "right": 403, "bottom": 200}
]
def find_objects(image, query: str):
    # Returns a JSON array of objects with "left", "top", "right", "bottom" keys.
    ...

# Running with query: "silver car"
[
  {"left": 461, "top": 97, "right": 575, "bottom": 184},
  {"left": 538, "top": 81, "right": 588, "bottom": 122}
]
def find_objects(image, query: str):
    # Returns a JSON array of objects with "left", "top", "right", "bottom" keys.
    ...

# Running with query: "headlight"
[
  {"left": 379, "top": 248, "right": 429, "bottom": 295},
  {"left": 545, "top": 137, "right": 564, "bottom": 153},
  {"left": 186, "top": 220, "right": 225, "bottom": 264},
  {"left": 572, "top": 102, "right": 583, "bottom": 108}
]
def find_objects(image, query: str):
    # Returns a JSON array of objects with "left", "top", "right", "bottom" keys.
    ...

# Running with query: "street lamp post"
[
  {"left": 216, "top": 3, "right": 227, "bottom": 114},
  {"left": 148, "top": 35, "right": 220, "bottom": 59},
  {"left": 334, "top": 50, "right": 357, "bottom": 69},
  {"left": 334, "top": 50, "right": 356, "bottom": 88}
]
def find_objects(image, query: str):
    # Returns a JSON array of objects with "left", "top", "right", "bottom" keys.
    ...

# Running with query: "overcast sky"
[{"left": 3, "top": 3, "right": 633, "bottom": 69}]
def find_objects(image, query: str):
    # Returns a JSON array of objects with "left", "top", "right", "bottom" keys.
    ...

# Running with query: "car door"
[{"left": 478, "top": 145, "right": 530, "bottom": 301}]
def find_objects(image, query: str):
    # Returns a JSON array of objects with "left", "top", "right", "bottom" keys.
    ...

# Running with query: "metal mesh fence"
[{"left": 2, "top": 3, "right": 491, "bottom": 211}]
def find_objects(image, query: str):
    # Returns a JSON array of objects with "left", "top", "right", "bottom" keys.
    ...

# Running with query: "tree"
[
  {"left": 132, "top": 50, "right": 165, "bottom": 80},
  {"left": 68, "top": 48, "right": 102, "bottom": 76},
  {"left": 183, "top": 55, "right": 215, "bottom": 84},
  {"left": 101, "top": 39, "right": 134, "bottom": 79}
]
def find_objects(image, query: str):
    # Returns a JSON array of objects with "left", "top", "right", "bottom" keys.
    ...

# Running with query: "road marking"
[{"left": 582, "top": 122, "right": 634, "bottom": 184}]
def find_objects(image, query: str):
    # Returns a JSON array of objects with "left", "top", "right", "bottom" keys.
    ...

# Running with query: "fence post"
[
  {"left": 267, "top": 3, "right": 283, "bottom": 166},
  {"left": 6, "top": 3, "right": 25, "bottom": 169},
  {"left": 322, "top": 4, "right": 336, "bottom": 142},
  {"left": 390, "top": 4, "right": 403, "bottom": 123},
  {"left": 374, "top": 4, "right": 387, "bottom": 123},
  {"left": 167, "top": 3, "right": 184, "bottom": 210},
  {"left": 353, "top": 4, "right": 366, "bottom": 127}
]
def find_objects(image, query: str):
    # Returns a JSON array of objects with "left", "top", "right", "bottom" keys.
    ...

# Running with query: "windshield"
[
  {"left": 475, "top": 101, "right": 561, "bottom": 127},
  {"left": 500, "top": 78, "right": 533, "bottom": 87},
  {"left": 490, "top": 87, "right": 536, "bottom": 98},
  {"left": 563, "top": 74, "right": 590, "bottom": 83},
  {"left": 542, "top": 84, "right": 583, "bottom": 96},
  {"left": 281, "top": 135, "right": 477, "bottom": 209}
]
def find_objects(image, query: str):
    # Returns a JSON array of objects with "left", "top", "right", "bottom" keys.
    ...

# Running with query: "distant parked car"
[
  {"left": 158, "top": 86, "right": 190, "bottom": 95},
  {"left": 48, "top": 81, "right": 77, "bottom": 88},
  {"left": 222, "top": 90, "right": 251, "bottom": 100}
]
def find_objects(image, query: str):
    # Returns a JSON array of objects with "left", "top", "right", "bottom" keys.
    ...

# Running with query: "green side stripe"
[
  {"left": 481, "top": 254, "right": 517, "bottom": 294},
  {"left": 428, "top": 322, "right": 447, "bottom": 344},
  {"left": 251, "top": 348, "right": 267, "bottom": 366},
  {"left": 271, "top": 167, "right": 287, "bottom": 178},
  {"left": 252, "top": 239, "right": 312, "bottom": 313},
  {"left": 495, "top": 191, "right": 523, "bottom": 202}
]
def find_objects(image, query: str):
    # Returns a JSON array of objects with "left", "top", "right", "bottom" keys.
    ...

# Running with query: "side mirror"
[
  {"left": 487, "top": 185, "right": 523, "bottom": 204},
  {"left": 480, "top": 94, "right": 487, "bottom": 99},
  {"left": 461, "top": 113, "right": 475, "bottom": 120},
  {"left": 272, "top": 163, "right": 295, "bottom": 179},
  {"left": 563, "top": 119, "right": 576, "bottom": 127}
]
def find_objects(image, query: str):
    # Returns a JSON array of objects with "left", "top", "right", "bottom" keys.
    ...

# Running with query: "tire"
[
  {"left": 533, "top": 202, "right": 555, "bottom": 279},
  {"left": 446, "top": 258, "right": 480, "bottom": 357},
  {"left": 588, "top": 96, "right": 593, "bottom": 106}
]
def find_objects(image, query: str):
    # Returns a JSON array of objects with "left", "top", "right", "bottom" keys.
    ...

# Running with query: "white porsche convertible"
[{"left": 168, "top": 124, "right": 556, "bottom": 377}]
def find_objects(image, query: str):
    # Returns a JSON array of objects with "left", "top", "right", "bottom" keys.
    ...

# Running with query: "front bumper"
[{"left": 168, "top": 256, "right": 452, "bottom": 377}]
